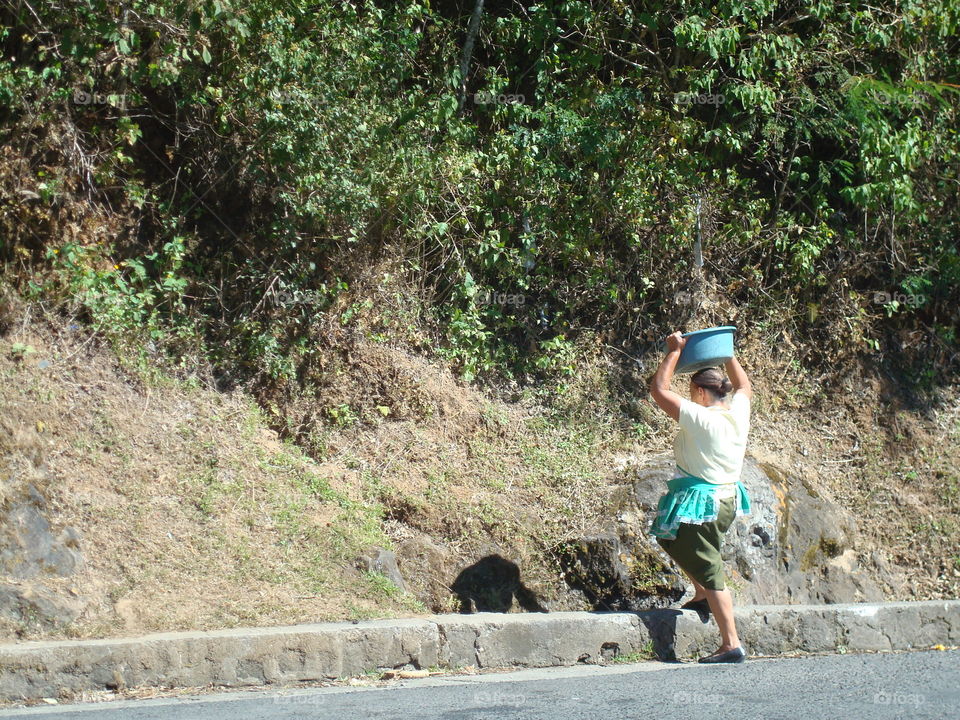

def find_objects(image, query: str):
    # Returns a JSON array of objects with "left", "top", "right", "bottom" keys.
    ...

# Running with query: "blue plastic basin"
[{"left": 667, "top": 326, "right": 736, "bottom": 374}]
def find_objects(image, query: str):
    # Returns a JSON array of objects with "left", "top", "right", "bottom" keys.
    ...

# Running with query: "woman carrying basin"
[{"left": 648, "top": 327, "right": 752, "bottom": 664}]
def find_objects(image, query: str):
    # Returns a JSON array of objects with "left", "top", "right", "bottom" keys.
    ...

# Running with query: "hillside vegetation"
[{"left": 0, "top": 0, "right": 958, "bottom": 639}]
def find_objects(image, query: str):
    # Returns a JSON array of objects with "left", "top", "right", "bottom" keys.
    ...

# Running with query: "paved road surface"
[{"left": 2, "top": 649, "right": 957, "bottom": 720}]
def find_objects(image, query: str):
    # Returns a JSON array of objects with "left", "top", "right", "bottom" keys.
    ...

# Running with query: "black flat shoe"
[
  {"left": 698, "top": 646, "right": 746, "bottom": 664},
  {"left": 680, "top": 599, "right": 711, "bottom": 622}
]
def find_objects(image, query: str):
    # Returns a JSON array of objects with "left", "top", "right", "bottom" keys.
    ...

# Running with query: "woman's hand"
[{"left": 665, "top": 331, "right": 687, "bottom": 353}]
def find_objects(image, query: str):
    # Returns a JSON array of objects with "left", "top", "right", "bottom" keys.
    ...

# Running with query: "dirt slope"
[{"left": 1, "top": 303, "right": 957, "bottom": 641}]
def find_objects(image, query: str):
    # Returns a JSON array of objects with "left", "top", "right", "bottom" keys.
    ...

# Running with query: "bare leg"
[
  {"left": 680, "top": 569, "right": 708, "bottom": 602},
  {"left": 703, "top": 588, "right": 740, "bottom": 651}
]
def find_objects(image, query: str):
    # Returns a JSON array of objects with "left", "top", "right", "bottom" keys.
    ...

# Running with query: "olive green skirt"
[{"left": 656, "top": 496, "right": 736, "bottom": 591}]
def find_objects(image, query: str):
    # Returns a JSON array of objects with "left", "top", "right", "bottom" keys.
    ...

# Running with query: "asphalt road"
[{"left": 2, "top": 650, "right": 958, "bottom": 720}]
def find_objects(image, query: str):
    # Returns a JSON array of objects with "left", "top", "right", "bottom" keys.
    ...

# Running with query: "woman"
[{"left": 648, "top": 330, "right": 752, "bottom": 664}]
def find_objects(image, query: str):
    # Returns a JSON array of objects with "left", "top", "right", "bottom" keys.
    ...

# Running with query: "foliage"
[{"left": 1, "top": 0, "right": 957, "bottom": 389}]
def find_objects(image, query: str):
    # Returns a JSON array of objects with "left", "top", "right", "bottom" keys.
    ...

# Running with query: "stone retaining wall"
[{"left": 1, "top": 601, "right": 957, "bottom": 702}]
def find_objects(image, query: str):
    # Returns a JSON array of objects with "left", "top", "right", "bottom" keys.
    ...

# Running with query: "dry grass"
[
  {"left": 0, "top": 308, "right": 629, "bottom": 640},
  {"left": 0, "top": 320, "right": 428, "bottom": 640},
  {"left": 1, "top": 295, "right": 958, "bottom": 642}
]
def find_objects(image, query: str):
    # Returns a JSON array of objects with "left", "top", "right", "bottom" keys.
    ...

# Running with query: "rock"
[
  {"left": 755, "top": 461, "right": 886, "bottom": 604},
  {"left": 395, "top": 535, "right": 453, "bottom": 610},
  {"left": 356, "top": 548, "right": 408, "bottom": 592},
  {"left": 553, "top": 532, "right": 683, "bottom": 611},
  {"left": 625, "top": 453, "right": 888, "bottom": 606},
  {"left": 0, "top": 583, "right": 82, "bottom": 630},
  {"left": 106, "top": 670, "right": 126, "bottom": 691},
  {"left": 0, "top": 486, "right": 84, "bottom": 580},
  {"left": 0, "top": 484, "right": 86, "bottom": 633},
  {"left": 551, "top": 481, "right": 686, "bottom": 612}
]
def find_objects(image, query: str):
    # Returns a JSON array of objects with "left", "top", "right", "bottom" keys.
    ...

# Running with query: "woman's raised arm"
[
  {"left": 724, "top": 356, "right": 753, "bottom": 400},
  {"left": 649, "top": 331, "right": 686, "bottom": 421}
]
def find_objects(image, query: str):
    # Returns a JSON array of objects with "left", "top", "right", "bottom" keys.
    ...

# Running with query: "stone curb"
[{"left": 1, "top": 601, "right": 958, "bottom": 701}]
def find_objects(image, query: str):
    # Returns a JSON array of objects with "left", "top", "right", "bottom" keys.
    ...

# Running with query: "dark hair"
[{"left": 691, "top": 367, "right": 734, "bottom": 398}]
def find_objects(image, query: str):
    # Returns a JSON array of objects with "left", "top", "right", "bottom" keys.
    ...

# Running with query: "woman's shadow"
[{"left": 450, "top": 554, "right": 547, "bottom": 613}]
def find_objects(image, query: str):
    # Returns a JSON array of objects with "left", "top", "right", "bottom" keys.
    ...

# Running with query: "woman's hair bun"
[{"left": 691, "top": 367, "right": 734, "bottom": 397}]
